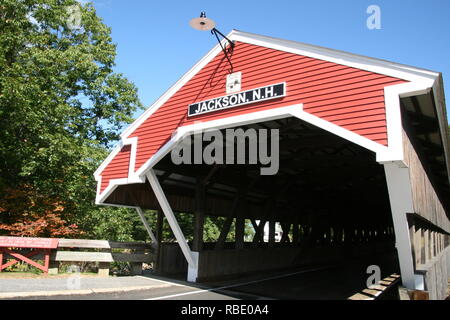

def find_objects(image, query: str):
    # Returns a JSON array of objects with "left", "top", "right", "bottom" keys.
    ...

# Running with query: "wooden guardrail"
[
  {"left": 347, "top": 273, "right": 401, "bottom": 300},
  {"left": 49, "top": 239, "right": 153, "bottom": 276}
]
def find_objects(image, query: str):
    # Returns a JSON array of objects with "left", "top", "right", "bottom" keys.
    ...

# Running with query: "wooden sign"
[
  {"left": 188, "top": 82, "right": 286, "bottom": 117},
  {"left": 0, "top": 236, "right": 59, "bottom": 249}
]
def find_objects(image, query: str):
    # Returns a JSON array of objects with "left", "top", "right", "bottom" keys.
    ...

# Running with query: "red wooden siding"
[
  {"left": 100, "top": 145, "right": 131, "bottom": 193},
  {"left": 129, "top": 42, "right": 405, "bottom": 172},
  {"left": 99, "top": 41, "right": 407, "bottom": 194}
]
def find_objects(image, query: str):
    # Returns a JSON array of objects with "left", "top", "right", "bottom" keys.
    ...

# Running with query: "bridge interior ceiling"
[{"left": 106, "top": 116, "right": 395, "bottom": 231}]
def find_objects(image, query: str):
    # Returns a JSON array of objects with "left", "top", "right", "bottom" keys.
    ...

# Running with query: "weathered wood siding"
[
  {"left": 402, "top": 130, "right": 450, "bottom": 232},
  {"left": 196, "top": 242, "right": 395, "bottom": 282},
  {"left": 416, "top": 247, "right": 450, "bottom": 300}
]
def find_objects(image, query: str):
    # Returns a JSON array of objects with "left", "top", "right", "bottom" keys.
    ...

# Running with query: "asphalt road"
[{"left": 8, "top": 256, "right": 399, "bottom": 300}]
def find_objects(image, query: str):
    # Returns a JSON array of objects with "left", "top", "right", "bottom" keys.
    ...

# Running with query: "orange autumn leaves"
[{"left": 0, "top": 185, "right": 82, "bottom": 237}]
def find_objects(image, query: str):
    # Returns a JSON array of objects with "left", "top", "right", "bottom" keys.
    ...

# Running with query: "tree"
[
  {"left": 0, "top": 185, "right": 80, "bottom": 237},
  {"left": 0, "top": 0, "right": 256, "bottom": 243},
  {"left": 0, "top": 0, "right": 143, "bottom": 237}
]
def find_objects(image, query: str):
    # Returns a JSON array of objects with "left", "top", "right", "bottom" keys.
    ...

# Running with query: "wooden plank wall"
[
  {"left": 402, "top": 130, "right": 450, "bottom": 232},
  {"left": 403, "top": 129, "right": 450, "bottom": 299},
  {"left": 196, "top": 242, "right": 395, "bottom": 282}
]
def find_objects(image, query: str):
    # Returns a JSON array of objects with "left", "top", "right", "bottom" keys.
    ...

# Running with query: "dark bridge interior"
[
  {"left": 108, "top": 116, "right": 395, "bottom": 232},
  {"left": 152, "top": 116, "right": 393, "bottom": 230},
  {"left": 105, "top": 116, "right": 398, "bottom": 284}
]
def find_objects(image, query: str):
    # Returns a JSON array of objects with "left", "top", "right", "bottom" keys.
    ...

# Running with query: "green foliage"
[
  {"left": 0, "top": 0, "right": 255, "bottom": 244},
  {"left": 5, "top": 260, "right": 44, "bottom": 273},
  {"left": 203, "top": 216, "right": 224, "bottom": 242},
  {"left": 132, "top": 211, "right": 244, "bottom": 244},
  {"left": 0, "top": 0, "right": 143, "bottom": 238},
  {"left": 204, "top": 216, "right": 237, "bottom": 242},
  {"left": 77, "top": 206, "right": 142, "bottom": 241}
]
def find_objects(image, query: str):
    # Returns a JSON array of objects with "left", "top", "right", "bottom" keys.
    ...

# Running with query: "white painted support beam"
[
  {"left": 146, "top": 169, "right": 199, "bottom": 282},
  {"left": 135, "top": 207, "right": 158, "bottom": 246},
  {"left": 383, "top": 162, "right": 416, "bottom": 289}
]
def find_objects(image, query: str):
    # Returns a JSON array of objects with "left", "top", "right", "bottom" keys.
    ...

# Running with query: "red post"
[
  {"left": 44, "top": 249, "right": 50, "bottom": 274},
  {"left": 0, "top": 249, "right": 3, "bottom": 272}
]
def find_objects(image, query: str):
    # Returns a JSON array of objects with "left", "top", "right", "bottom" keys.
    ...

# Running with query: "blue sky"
[{"left": 90, "top": 0, "right": 450, "bottom": 122}]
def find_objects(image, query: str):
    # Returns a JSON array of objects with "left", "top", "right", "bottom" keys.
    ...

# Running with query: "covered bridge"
[{"left": 94, "top": 31, "right": 450, "bottom": 299}]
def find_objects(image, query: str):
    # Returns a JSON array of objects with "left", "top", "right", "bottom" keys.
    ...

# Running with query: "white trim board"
[
  {"left": 119, "top": 30, "right": 440, "bottom": 144},
  {"left": 230, "top": 30, "right": 439, "bottom": 82},
  {"left": 146, "top": 169, "right": 199, "bottom": 282},
  {"left": 383, "top": 163, "right": 416, "bottom": 289},
  {"left": 96, "top": 103, "right": 394, "bottom": 204}
]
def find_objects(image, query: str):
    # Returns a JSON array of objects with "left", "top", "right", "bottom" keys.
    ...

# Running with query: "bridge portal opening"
[{"left": 105, "top": 116, "right": 399, "bottom": 282}]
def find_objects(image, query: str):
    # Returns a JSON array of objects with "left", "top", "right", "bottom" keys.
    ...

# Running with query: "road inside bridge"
[{"left": 12, "top": 255, "right": 399, "bottom": 300}]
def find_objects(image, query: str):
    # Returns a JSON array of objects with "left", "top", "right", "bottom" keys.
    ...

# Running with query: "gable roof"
[
  {"left": 119, "top": 30, "right": 440, "bottom": 141},
  {"left": 94, "top": 30, "right": 448, "bottom": 205}
]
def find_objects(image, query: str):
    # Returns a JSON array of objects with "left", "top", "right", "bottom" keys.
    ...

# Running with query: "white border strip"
[
  {"left": 377, "top": 80, "right": 435, "bottom": 163},
  {"left": 230, "top": 30, "right": 439, "bottom": 83},
  {"left": 95, "top": 102, "right": 411, "bottom": 205}
]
